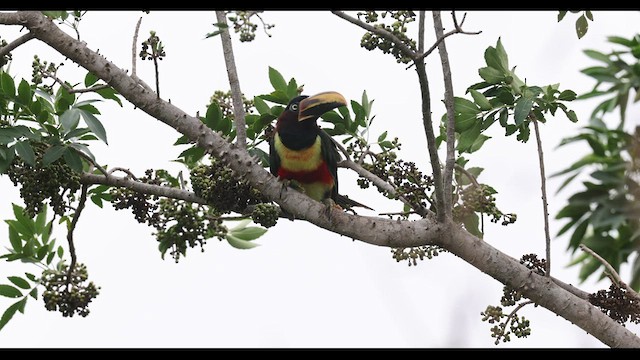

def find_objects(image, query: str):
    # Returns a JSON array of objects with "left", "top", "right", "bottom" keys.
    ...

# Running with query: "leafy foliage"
[{"left": 554, "top": 34, "right": 640, "bottom": 289}]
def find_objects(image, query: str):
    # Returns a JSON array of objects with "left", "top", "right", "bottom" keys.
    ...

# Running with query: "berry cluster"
[
  {"left": 251, "top": 203, "right": 279, "bottom": 228},
  {"left": 453, "top": 184, "right": 517, "bottom": 226},
  {"left": 41, "top": 263, "right": 100, "bottom": 318},
  {"left": 227, "top": 11, "right": 274, "bottom": 42},
  {"left": 139, "top": 31, "right": 165, "bottom": 61},
  {"left": 391, "top": 245, "right": 445, "bottom": 266},
  {"left": 348, "top": 137, "right": 434, "bottom": 214},
  {"left": 357, "top": 11, "right": 417, "bottom": 64},
  {"left": 31, "top": 55, "right": 63, "bottom": 95},
  {"left": 589, "top": 284, "right": 640, "bottom": 325},
  {"left": 6, "top": 143, "right": 81, "bottom": 218},
  {"left": 190, "top": 160, "right": 266, "bottom": 214},
  {"left": 481, "top": 305, "right": 532, "bottom": 345}
]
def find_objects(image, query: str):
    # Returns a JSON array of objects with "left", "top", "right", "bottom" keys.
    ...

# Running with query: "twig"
[
  {"left": 129, "top": 17, "right": 153, "bottom": 93},
  {"left": 131, "top": 16, "right": 142, "bottom": 78},
  {"left": 329, "top": 135, "right": 352, "bottom": 162},
  {"left": 531, "top": 116, "right": 551, "bottom": 276},
  {"left": 332, "top": 10, "right": 444, "bottom": 220},
  {"left": 408, "top": 11, "right": 482, "bottom": 69},
  {"left": 454, "top": 164, "right": 479, "bottom": 187},
  {"left": 65, "top": 184, "right": 88, "bottom": 289},
  {"left": 73, "top": 149, "right": 108, "bottom": 177},
  {"left": 331, "top": 11, "right": 418, "bottom": 59},
  {"left": 0, "top": 32, "right": 35, "bottom": 62},
  {"left": 106, "top": 166, "right": 138, "bottom": 180},
  {"left": 216, "top": 10, "right": 247, "bottom": 150},
  {"left": 414, "top": 60, "right": 445, "bottom": 221},
  {"left": 496, "top": 300, "right": 534, "bottom": 342},
  {"left": 433, "top": 11, "right": 457, "bottom": 221},
  {"left": 579, "top": 244, "right": 640, "bottom": 303},
  {"left": 338, "top": 158, "right": 434, "bottom": 218},
  {"left": 418, "top": 11, "right": 425, "bottom": 53},
  {"left": 40, "top": 69, "right": 110, "bottom": 94}
]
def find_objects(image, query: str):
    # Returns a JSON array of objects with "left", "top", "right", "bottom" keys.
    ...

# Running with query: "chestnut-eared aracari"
[{"left": 269, "top": 91, "right": 371, "bottom": 211}]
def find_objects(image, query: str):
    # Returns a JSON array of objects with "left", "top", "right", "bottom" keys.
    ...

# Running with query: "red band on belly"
[{"left": 278, "top": 161, "right": 334, "bottom": 185}]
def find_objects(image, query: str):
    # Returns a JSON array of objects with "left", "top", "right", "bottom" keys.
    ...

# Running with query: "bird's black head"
[{"left": 279, "top": 92, "right": 347, "bottom": 124}]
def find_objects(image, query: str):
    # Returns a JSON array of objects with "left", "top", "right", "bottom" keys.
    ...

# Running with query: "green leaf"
[
  {"left": 5, "top": 220, "right": 32, "bottom": 238},
  {"left": 576, "top": 14, "right": 588, "bottom": 39},
  {"left": 558, "top": 90, "right": 577, "bottom": 101},
  {"left": 8, "top": 226, "right": 21, "bottom": 253},
  {"left": 469, "top": 89, "right": 492, "bottom": 111},
  {"left": 226, "top": 234, "right": 260, "bottom": 249},
  {"left": 17, "top": 80, "right": 32, "bottom": 105},
  {"left": 494, "top": 38, "right": 509, "bottom": 72},
  {"left": 462, "top": 212, "right": 482, "bottom": 238},
  {"left": 28, "top": 288, "right": 37, "bottom": 300},
  {"left": 478, "top": 67, "right": 504, "bottom": 84},
  {"left": 286, "top": 78, "right": 299, "bottom": 99},
  {"left": 457, "top": 121, "right": 482, "bottom": 153},
  {"left": 84, "top": 72, "right": 99, "bottom": 87},
  {"left": 268, "top": 67, "right": 287, "bottom": 93},
  {"left": 557, "top": 11, "right": 567, "bottom": 22},
  {"left": 34, "top": 206, "right": 47, "bottom": 234},
  {"left": 513, "top": 97, "right": 533, "bottom": 125},
  {"left": 14, "top": 141, "right": 35, "bottom": 166},
  {"left": 261, "top": 91, "right": 290, "bottom": 105},
  {"left": 556, "top": 203, "right": 589, "bottom": 219},
  {"left": 0, "top": 285, "right": 22, "bottom": 298},
  {"left": 42, "top": 145, "right": 66, "bottom": 166},
  {"left": 583, "top": 50, "right": 610, "bottom": 64},
  {"left": 63, "top": 148, "right": 83, "bottom": 173},
  {"left": 377, "top": 131, "right": 388, "bottom": 143},
  {"left": 230, "top": 226, "right": 267, "bottom": 241},
  {"left": 7, "top": 277, "right": 29, "bottom": 290},
  {"left": 0, "top": 301, "right": 21, "bottom": 331},
  {"left": 57, "top": 246, "right": 64, "bottom": 258},
  {"left": 454, "top": 97, "right": 480, "bottom": 132},
  {"left": 585, "top": 11, "right": 593, "bottom": 21},
  {"left": 568, "top": 219, "right": 589, "bottom": 250},
  {"left": 253, "top": 96, "right": 270, "bottom": 115},
  {"left": 60, "top": 108, "right": 81, "bottom": 133},
  {"left": 607, "top": 36, "right": 634, "bottom": 48},
  {"left": 468, "top": 134, "right": 491, "bottom": 153},
  {"left": 205, "top": 102, "right": 222, "bottom": 130},
  {"left": 95, "top": 87, "right": 122, "bottom": 107},
  {"left": 78, "top": 109, "right": 108, "bottom": 144},
  {"left": 0, "top": 72, "right": 15, "bottom": 98}
]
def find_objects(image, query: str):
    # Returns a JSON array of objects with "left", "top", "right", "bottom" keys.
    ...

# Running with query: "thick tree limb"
[
  {"left": 215, "top": 11, "right": 247, "bottom": 150},
  {"left": 3, "top": 11, "right": 640, "bottom": 348},
  {"left": 432, "top": 11, "right": 456, "bottom": 221}
]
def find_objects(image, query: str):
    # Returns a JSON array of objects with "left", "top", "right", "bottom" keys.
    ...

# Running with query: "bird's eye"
[{"left": 290, "top": 103, "right": 298, "bottom": 111}]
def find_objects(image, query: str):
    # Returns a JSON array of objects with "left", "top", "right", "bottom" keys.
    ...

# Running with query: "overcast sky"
[{"left": 1, "top": 10, "right": 640, "bottom": 348}]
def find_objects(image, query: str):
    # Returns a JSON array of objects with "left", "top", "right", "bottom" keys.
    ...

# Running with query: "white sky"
[{"left": 1, "top": 10, "right": 640, "bottom": 348}]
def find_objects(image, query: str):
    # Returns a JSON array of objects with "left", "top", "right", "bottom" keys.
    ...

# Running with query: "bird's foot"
[
  {"left": 322, "top": 198, "right": 342, "bottom": 224},
  {"left": 278, "top": 178, "right": 305, "bottom": 199}
]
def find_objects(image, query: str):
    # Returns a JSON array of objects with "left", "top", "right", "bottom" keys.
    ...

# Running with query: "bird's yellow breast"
[{"left": 274, "top": 133, "right": 324, "bottom": 172}]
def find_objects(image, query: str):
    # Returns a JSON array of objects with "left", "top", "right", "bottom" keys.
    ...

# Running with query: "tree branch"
[
  {"left": 131, "top": 16, "right": 142, "bottom": 78},
  {"left": 39, "top": 68, "right": 110, "bottom": 94},
  {"left": 65, "top": 183, "right": 87, "bottom": 289},
  {"left": 331, "top": 11, "right": 418, "bottom": 59},
  {"left": 216, "top": 11, "right": 247, "bottom": 150},
  {"left": 338, "top": 158, "right": 434, "bottom": 218},
  {"left": 0, "top": 32, "right": 35, "bottom": 63},
  {"left": 432, "top": 11, "right": 456, "bottom": 221},
  {"left": 80, "top": 172, "right": 208, "bottom": 205},
  {"left": 531, "top": 116, "right": 552, "bottom": 276},
  {"left": 580, "top": 244, "right": 640, "bottom": 303},
  {"left": 409, "top": 11, "right": 482, "bottom": 68},
  {"left": 6, "top": 10, "right": 640, "bottom": 347}
]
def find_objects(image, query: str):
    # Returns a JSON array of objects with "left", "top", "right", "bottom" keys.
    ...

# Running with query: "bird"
[{"left": 269, "top": 91, "right": 372, "bottom": 213}]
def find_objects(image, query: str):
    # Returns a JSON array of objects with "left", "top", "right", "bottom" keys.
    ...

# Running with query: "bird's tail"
[{"left": 335, "top": 194, "right": 374, "bottom": 211}]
